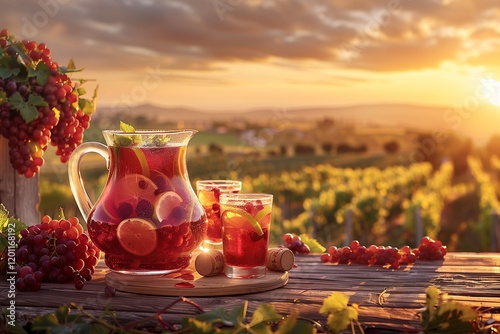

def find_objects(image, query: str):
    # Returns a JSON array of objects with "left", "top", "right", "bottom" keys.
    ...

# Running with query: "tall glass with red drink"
[
  {"left": 196, "top": 180, "right": 242, "bottom": 246},
  {"left": 220, "top": 193, "right": 273, "bottom": 278}
]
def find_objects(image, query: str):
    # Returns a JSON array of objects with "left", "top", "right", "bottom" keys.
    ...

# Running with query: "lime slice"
[{"left": 221, "top": 207, "right": 264, "bottom": 236}]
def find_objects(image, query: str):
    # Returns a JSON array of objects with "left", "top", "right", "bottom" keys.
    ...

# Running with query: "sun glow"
[{"left": 481, "top": 78, "right": 500, "bottom": 106}]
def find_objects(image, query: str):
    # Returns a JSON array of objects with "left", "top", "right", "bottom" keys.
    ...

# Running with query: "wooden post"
[
  {"left": 344, "top": 208, "right": 352, "bottom": 246},
  {"left": 491, "top": 210, "right": 499, "bottom": 252},
  {"left": 0, "top": 137, "right": 40, "bottom": 225},
  {"left": 414, "top": 207, "right": 423, "bottom": 248}
]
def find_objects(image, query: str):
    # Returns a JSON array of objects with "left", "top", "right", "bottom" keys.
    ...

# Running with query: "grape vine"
[{"left": 0, "top": 29, "right": 97, "bottom": 177}]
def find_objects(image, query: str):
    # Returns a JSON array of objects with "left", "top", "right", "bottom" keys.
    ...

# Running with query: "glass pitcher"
[{"left": 68, "top": 130, "right": 207, "bottom": 275}]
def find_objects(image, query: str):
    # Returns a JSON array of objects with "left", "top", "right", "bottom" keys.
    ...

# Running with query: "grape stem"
[{"left": 156, "top": 297, "right": 205, "bottom": 331}]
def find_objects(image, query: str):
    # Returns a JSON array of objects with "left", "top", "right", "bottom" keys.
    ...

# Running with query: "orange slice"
[
  {"left": 113, "top": 174, "right": 158, "bottom": 208},
  {"left": 153, "top": 191, "right": 183, "bottom": 222},
  {"left": 116, "top": 218, "right": 158, "bottom": 256},
  {"left": 221, "top": 208, "right": 264, "bottom": 236}
]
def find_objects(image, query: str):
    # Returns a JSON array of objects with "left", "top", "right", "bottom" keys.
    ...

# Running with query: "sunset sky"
[{"left": 1, "top": 0, "right": 500, "bottom": 113}]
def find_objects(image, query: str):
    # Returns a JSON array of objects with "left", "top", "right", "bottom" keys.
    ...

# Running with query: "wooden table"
[{"left": 4, "top": 252, "right": 500, "bottom": 332}]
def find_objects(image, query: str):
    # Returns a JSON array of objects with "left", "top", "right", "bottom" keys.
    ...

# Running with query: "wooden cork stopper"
[
  {"left": 266, "top": 248, "right": 295, "bottom": 272},
  {"left": 195, "top": 249, "right": 225, "bottom": 277}
]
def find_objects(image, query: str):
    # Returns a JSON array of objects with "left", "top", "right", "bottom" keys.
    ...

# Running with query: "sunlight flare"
[{"left": 481, "top": 78, "right": 500, "bottom": 106}]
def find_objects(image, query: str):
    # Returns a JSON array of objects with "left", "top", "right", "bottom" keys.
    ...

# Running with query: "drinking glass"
[
  {"left": 196, "top": 180, "right": 242, "bottom": 246},
  {"left": 220, "top": 193, "right": 273, "bottom": 278}
]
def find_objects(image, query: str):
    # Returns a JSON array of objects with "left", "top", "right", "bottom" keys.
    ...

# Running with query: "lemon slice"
[
  {"left": 221, "top": 208, "right": 264, "bottom": 236},
  {"left": 255, "top": 206, "right": 272, "bottom": 222}
]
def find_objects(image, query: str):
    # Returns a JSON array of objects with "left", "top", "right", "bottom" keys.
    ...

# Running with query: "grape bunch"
[
  {"left": 282, "top": 233, "right": 311, "bottom": 254},
  {"left": 320, "top": 237, "right": 447, "bottom": 269},
  {"left": 0, "top": 29, "right": 96, "bottom": 178},
  {"left": 15, "top": 214, "right": 101, "bottom": 291}
]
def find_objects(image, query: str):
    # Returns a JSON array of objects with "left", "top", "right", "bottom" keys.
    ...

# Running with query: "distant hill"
[{"left": 95, "top": 103, "right": 500, "bottom": 145}]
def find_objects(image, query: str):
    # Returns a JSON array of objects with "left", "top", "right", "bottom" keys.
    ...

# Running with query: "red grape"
[
  {"left": 0, "top": 29, "right": 94, "bottom": 177},
  {"left": 318, "top": 236, "right": 447, "bottom": 269},
  {"left": 15, "top": 214, "right": 101, "bottom": 291}
]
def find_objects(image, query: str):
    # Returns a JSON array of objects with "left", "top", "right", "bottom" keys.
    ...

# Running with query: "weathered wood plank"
[{"left": 3, "top": 252, "right": 500, "bottom": 330}]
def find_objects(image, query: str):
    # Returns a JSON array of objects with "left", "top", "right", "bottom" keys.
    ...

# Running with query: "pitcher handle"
[{"left": 68, "top": 142, "right": 109, "bottom": 221}]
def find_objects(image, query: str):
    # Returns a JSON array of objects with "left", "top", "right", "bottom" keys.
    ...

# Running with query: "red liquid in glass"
[
  {"left": 87, "top": 145, "right": 206, "bottom": 273},
  {"left": 222, "top": 208, "right": 270, "bottom": 267}
]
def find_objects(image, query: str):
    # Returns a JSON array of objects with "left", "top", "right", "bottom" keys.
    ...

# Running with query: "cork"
[
  {"left": 266, "top": 248, "right": 295, "bottom": 272},
  {"left": 195, "top": 249, "right": 225, "bottom": 277}
]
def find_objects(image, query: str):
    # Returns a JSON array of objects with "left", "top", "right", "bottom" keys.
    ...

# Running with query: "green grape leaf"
[
  {"left": 320, "top": 292, "right": 349, "bottom": 314},
  {"left": 299, "top": 234, "right": 326, "bottom": 253},
  {"left": 67, "top": 59, "right": 76, "bottom": 70},
  {"left": 186, "top": 318, "right": 218, "bottom": 334},
  {"left": 27, "top": 62, "right": 50, "bottom": 86},
  {"left": 55, "top": 305, "right": 69, "bottom": 324},
  {"left": 0, "top": 204, "right": 8, "bottom": 231},
  {"left": 76, "top": 86, "right": 86, "bottom": 96},
  {"left": 9, "top": 92, "right": 48, "bottom": 123},
  {"left": 10, "top": 42, "right": 31, "bottom": 67},
  {"left": 31, "top": 313, "right": 60, "bottom": 329},
  {"left": 248, "top": 303, "right": 281, "bottom": 328},
  {"left": 88, "top": 323, "right": 109, "bottom": 334},
  {"left": 0, "top": 204, "right": 28, "bottom": 237},
  {"left": 424, "top": 286, "right": 440, "bottom": 321},
  {"left": 0, "top": 315, "right": 28, "bottom": 334},
  {"left": 59, "top": 59, "right": 83, "bottom": 74},
  {"left": 320, "top": 292, "right": 358, "bottom": 334},
  {"left": 191, "top": 302, "right": 247, "bottom": 327},
  {"left": 78, "top": 85, "right": 98, "bottom": 115},
  {"left": 274, "top": 316, "right": 317, "bottom": 334},
  {"left": 420, "top": 286, "right": 478, "bottom": 333},
  {"left": 0, "top": 66, "right": 20, "bottom": 79},
  {"left": 325, "top": 309, "right": 357, "bottom": 334},
  {"left": 427, "top": 302, "right": 478, "bottom": 333}
]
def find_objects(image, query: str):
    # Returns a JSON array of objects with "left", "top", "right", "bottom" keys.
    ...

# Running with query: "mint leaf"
[
  {"left": 115, "top": 121, "right": 141, "bottom": 146},
  {"left": 299, "top": 234, "right": 326, "bottom": 253},
  {"left": 120, "top": 121, "right": 135, "bottom": 132},
  {"left": 9, "top": 92, "right": 48, "bottom": 123}
]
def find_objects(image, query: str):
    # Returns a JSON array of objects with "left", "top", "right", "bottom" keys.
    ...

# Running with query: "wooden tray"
[{"left": 106, "top": 268, "right": 289, "bottom": 297}]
